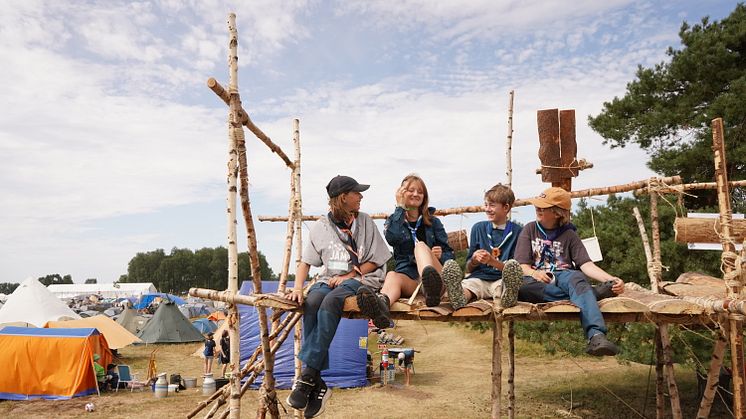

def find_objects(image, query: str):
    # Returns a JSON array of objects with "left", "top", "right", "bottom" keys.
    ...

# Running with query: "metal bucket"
[{"left": 184, "top": 377, "right": 197, "bottom": 388}]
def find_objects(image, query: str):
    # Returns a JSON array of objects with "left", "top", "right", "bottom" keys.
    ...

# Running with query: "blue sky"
[{"left": 0, "top": 0, "right": 739, "bottom": 284}]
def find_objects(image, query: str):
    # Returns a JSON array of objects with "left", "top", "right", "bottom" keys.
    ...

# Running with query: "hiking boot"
[
  {"left": 304, "top": 378, "right": 331, "bottom": 418},
  {"left": 593, "top": 281, "right": 616, "bottom": 300},
  {"left": 356, "top": 286, "right": 391, "bottom": 329},
  {"left": 287, "top": 371, "right": 317, "bottom": 410},
  {"left": 441, "top": 259, "right": 467, "bottom": 309},
  {"left": 500, "top": 260, "right": 522, "bottom": 308},
  {"left": 421, "top": 265, "right": 443, "bottom": 307},
  {"left": 586, "top": 333, "right": 619, "bottom": 357}
]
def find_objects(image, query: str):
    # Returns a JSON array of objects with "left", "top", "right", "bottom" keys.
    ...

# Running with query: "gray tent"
[
  {"left": 136, "top": 302, "right": 204, "bottom": 343},
  {"left": 116, "top": 307, "right": 149, "bottom": 334}
]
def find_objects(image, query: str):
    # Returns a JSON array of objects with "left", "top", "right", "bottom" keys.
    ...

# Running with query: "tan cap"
[{"left": 527, "top": 187, "right": 571, "bottom": 210}]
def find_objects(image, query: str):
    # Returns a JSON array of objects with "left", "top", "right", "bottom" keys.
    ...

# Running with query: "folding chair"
[{"left": 116, "top": 365, "right": 147, "bottom": 392}]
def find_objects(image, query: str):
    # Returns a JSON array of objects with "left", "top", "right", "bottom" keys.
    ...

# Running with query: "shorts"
[
  {"left": 462, "top": 277, "right": 502, "bottom": 300},
  {"left": 204, "top": 355, "right": 214, "bottom": 361}
]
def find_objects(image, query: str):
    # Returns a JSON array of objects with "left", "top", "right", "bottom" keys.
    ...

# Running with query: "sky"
[{"left": 0, "top": 0, "right": 739, "bottom": 284}]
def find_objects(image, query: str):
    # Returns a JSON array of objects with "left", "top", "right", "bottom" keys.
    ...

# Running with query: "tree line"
[{"left": 118, "top": 246, "right": 276, "bottom": 294}]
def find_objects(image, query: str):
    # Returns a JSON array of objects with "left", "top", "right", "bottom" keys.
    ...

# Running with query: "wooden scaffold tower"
[{"left": 187, "top": 13, "right": 746, "bottom": 419}]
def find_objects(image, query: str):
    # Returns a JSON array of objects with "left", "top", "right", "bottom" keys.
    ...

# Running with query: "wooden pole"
[
  {"left": 633, "top": 207, "right": 667, "bottom": 418},
  {"left": 206, "top": 77, "right": 295, "bottom": 169},
  {"left": 649, "top": 188, "right": 683, "bottom": 418},
  {"left": 491, "top": 315, "right": 503, "bottom": 419},
  {"left": 712, "top": 117, "right": 746, "bottom": 418},
  {"left": 225, "top": 13, "right": 241, "bottom": 419},
  {"left": 259, "top": 176, "right": 684, "bottom": 222},
  {"left": 696, "top": 322, "right": 729, "bottom": 419},
  {"left": 507, "top": 322, "right": 515, "bottom": 419},
  {"left": 292, "top": 118, "right": 304, "bottom": 399},
  {"left": 505, "top": 90, "right": 514, "bottom": 187}
]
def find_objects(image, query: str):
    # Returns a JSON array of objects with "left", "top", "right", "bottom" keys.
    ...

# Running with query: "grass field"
[{"left": 0, "top": 320, "right": 732, "bottom": 418}]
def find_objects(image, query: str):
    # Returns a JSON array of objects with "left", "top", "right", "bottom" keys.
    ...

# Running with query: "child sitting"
[
  {"left": 514, "top": 187, "right": 624, "bottom": 356},
  {"left": 441, "top": 184, "right": 523, "bottom": 309}
]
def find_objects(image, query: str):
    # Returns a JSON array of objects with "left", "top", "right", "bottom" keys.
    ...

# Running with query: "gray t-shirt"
[
  {"left": 301, "top": 212, "right": 392, "bottom": 289},
  {"left": 514, "top": 221, "right": 591, "bottom": 270}
]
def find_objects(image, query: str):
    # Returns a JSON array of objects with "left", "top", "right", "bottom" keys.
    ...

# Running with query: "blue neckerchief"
[
  {"left": 485, "top": 221, "right": 513, "bottom": 253},
  {"left": 535, "top": 222, "right": 576, "bottom": 272},
  {"left": 407, "top": 215, "right": 422, "bottom": 244}
]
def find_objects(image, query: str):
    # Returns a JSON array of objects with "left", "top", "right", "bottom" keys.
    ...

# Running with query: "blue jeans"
[
  {"left": 298, "top": 279, "right": 361, "bottom": 371},
  {"left": 517, "top": 270, "right": 606, "bottom": 339}
]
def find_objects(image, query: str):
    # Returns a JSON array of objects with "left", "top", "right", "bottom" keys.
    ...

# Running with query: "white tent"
[
  {"left": 47, "top": 282, "right": 157, "bottom": 299},
  {"left": 0, "top": 277, "right": 80, "bottom": 327}
]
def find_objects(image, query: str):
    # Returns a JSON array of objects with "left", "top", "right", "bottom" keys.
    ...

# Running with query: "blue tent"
[
  {"left": 239, "top": 281, "right": 368, "bottom": 389},
  {"left": 134, "top": 293, "right": 185, "bottom": 309},
  {"left": 192, "top": 318, "right": 217, "bottom": 334}
]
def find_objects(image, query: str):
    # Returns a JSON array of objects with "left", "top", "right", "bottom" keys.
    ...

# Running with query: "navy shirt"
[{"left": 467, "top": 220, "right": 522, "bottom": 281}]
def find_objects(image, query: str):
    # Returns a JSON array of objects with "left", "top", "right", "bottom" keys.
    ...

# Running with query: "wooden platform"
[{"left": 248, "top": 275, "right": 730, "bottom": 326}]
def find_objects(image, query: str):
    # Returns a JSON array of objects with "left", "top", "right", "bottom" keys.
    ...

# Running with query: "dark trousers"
[
  {"left": 298, "top": 279, "right": 361, "bottom": 371},
  {"left": 517, "top": 270, "right": 607, "bottom": 339}
]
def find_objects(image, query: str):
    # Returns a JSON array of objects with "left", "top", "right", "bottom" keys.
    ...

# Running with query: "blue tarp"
[
  {"left": 134, "top": 293, "right": 185, "bottom": 309},
  {"left": 239, "top": 281, "right": 368, "bottom": 389},
  {"left": 192, "top": 318, "right": 217, "bottom": 334},
  {"left": 0, "top": 327, "right": 99, "bottom": 338}
]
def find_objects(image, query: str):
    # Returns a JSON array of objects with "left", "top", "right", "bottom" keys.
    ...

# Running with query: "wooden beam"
[
  {"left": 207, "top": 77, "right": 295, "bottom": 170},
  {"left": 259, "top": 176, "right": 683, "bottom": 222},
  {"left": 674, "top": 217, "right": 746, "bottom": 244}
]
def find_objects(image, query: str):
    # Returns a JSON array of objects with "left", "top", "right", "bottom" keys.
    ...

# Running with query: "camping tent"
[
  {"left": 239, "top": 281, "right": 369, "bottom": 389},
  {"left": 45, "top": 315, "right": 142, "bottom": 350},
  {"left": 0, "top": 277, "right": 80, "bottom": 327},
  {"left": 0, "top": 327, "right": 111, "bottom": 400},
  {"left": 137, "top": 301, "right": 204, "bottom": 343},
  {"left": 116, "top": 307, "right": 150, "bottom": 335},
  {"left": 47, "top": 282, "right": 157, "bottom": 299},
  {"left": 134, "top": 293, "right": 185, "bottom": 309},
  {"left": 192, "top": 318, "right": 217, "bottom": 334}
]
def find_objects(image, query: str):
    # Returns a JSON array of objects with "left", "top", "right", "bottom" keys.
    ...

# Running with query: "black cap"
[{"left": 326, "top": 175, "right": 369, "bottom": 198}]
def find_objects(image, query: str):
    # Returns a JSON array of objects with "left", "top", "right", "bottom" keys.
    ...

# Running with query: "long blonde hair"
[{"left": 401, "top": 174, "right": 432, "bottom": 226}]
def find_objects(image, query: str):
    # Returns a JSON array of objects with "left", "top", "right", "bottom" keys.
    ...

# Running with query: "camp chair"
[{"left": 116, "top": 365, "right": 147, "bottom": 392}]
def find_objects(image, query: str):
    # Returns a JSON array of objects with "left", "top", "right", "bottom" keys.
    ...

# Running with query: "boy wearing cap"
[
  {"left": 513, "top": 187, "right": 624, "bottom": 356},
  {"left": 441, "top": 184, "right": 524, "bottom": 309},
  {"left": 286, "top": 175, "right": 391, "bottom": 418}
]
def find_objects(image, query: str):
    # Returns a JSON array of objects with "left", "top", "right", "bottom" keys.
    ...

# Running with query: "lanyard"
[{"left": 406, "top": 216, "right": 422, "bottom": 244}]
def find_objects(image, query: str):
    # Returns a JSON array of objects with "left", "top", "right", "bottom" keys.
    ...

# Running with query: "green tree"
[
  {"left": 37, "top": 274, "right": 73, "bottom": 286},
  {"left": 0, "top": 282, "right": 19, "bottom": 294},
  {"left": 589, "top": 4, "right": 746, "bottom": 211}
]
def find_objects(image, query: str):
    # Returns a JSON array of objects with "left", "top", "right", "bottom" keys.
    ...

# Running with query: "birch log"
[
  {"left": 506, "top": 90, "right": 514, "bottom": 187},
  {"left": 491, "top": 315, "right": 503, "bottom": 419},
  {"left": 206, "top": 77, "right": 295, "bottom": 169},
  {"left": 259, "top": 176, "right": 684, "bottom": 222},
  {"left": 225, "top": 13, "right": 241, "bottom": 419},
  {"left": 633, "top": 207, "right": 667, "bottom": 418}
]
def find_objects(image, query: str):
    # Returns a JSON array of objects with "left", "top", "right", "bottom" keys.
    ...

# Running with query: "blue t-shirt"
[
  {"left": 466, "top": 220, "right": 522, "bottom": 281},
  {"left": 204, "top": 339, "right": 216, "bottom": 357}
]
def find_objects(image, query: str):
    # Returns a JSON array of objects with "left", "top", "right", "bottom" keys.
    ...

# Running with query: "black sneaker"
[
  {"left": 287, "top": 373, "right": 316, "bottom": 410},
  {"left": 593, "top": 281, "right": 615, "bottom": 300},
  {"left": 586, "top": 333, "right": 619, "bottom": 356},
  {"left": 421, "top": 266, "right": 443, "bottom": 307},
  {"left": 441, "top": 260, "right": 466, "bottom": 309},
  {"left": 500, "top": 260, "right": 522, "bottom": 308},
  {"left": 356, "top": 286, "right": 391, "bottom": 329},
  {"left": 304, "top": 377, "right": 331, "bottom": 418}
]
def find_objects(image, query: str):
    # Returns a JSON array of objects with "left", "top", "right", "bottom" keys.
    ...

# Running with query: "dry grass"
[{"left": 0, "top": 320, "right": 730, "bottom": 418}]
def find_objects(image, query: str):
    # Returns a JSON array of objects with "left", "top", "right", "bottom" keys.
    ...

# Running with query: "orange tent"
[
  {"left": 208, "top": 311, "right": 226, "bottom": 322},
  {"left": 0, "top": 327, "right": 111, "bottom": 400}
]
